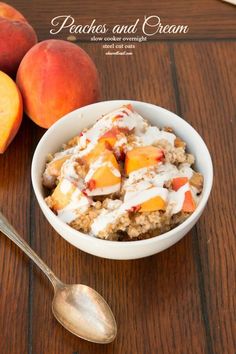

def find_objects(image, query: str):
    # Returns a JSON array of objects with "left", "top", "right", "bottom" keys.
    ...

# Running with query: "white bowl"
[{"left": 31, "top": 100, "right": 213, "bottom": 260}]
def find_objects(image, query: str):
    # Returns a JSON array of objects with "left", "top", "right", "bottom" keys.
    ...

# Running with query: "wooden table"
[{"left": 0, "top": 1, "right": 235, "bottom": 353}]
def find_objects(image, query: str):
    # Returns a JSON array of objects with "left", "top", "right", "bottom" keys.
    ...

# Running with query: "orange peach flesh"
[
  {"left": 47, "top": 155, "right": 72, "bottom": 177},
  {"left": 82, "top": 142, "right": 108, "bottom": 164},
  {"left": 182, "top": 191, "right": 196, "bottom": 213},
  {"left": 0, "top": 71, "right": 23, "bottom": 153},
  {"left": 89, "top": 166, "right": 120, "bottom": 189},
  {"left": 87, "top": 150, "right": 121, "bottom": 190},
  {"left": 51, "top": 179, "right": 76, "bottom": 210},
  {"left": 140, "top": 196, "right": 166, "bottom": 212},
  {"left": 125, "top": 146, "right": 164, "bottom": 175},
  {"left": 98, "top": 128, "right": 121, "bottom": 148}
]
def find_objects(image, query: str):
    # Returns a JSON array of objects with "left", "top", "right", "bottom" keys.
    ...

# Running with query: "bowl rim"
[{"left": 31, "top": 99, "right": 213, "bottom": 247}]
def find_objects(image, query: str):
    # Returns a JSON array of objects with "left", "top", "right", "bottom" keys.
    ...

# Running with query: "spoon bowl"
[{"left": 52, "top": 283, "right": 117, "bottom": 343}]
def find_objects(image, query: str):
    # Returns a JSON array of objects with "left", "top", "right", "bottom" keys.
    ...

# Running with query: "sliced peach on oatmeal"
[
  {"left": 140, "top": 196, "right": 166, "bottom": 212},
  {"left": 98, "top": 127, "right": 121, "bottom": 148},
  {"left": 86, "top": 150, "right": 121, "bottom": 194},
  {"left": 172, "top": 177, "right": 188, "bottom": 191},
  {"left": 82, "top": 141, "right": 108, "bottom": 164},
  {"left": 46, "top": 155, "right": 72, "bottom": 177},
  {"left": 88, "top": 166, "right": 120, "bottom": 190},
  {"left": 182, "top": 190, "right": 196, "bottom": 213},
  {"left": 172, "top": 177, "right": 196, "bottom": 213},
  {"left": 43, "top": 154, "right": 72, "bottom": 188},
  {"left": 51, "top": 179, "right": 77, "bottom": 210},
  {"left": 124, "top": 146, "right": 164, "bottom": 175}
]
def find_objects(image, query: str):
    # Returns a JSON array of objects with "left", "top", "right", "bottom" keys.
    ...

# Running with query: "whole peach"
[
  {"left": 16, "top": 40, "right": 101, "bottom": 128},
  {"left": 0, "top": 3, "right": 37, "bottom": 77}
]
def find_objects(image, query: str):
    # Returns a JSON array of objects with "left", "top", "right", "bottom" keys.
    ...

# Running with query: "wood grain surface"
[
  {"left": 8, "top": 0, "right": 236, "bottom": 41},
  {"left": 174, "top": 42, "right": 236, "bottom": 354},
  {"left": 0, "top": 1, "right": 235, "bottom": 354}
]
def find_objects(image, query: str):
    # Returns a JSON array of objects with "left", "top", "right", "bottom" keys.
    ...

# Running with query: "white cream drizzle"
[
  {"left": 84, "top": 106, "right": 147, "bottom": 144},
  {"left": 61, "top": 160, "right": 79, "bottom": 180},
  {"left": 84, "top": 156, "right": 121, "bottom": 183},
  {"left": 91, "top": 162, "right": 194, "bottom": 236},
  {"left": 124, "top": 181, "right": 153, "bottom": 199},
  {"left": 91, "top": 186, "right": 168, "bottom": 236},
  {"left": 53, "top": 146, "right": 77, "bottom": 160},
  {"left": 79, "top": 133, "right": 88, "bottom": 148},
  {"left": 136, "top": 126, "right": 176, "bottom": 146},
  {"left": 86, "top": 184, "right": 121, "bottom": 197},
  {"left": 76, "top": 139, "right": 97, "bottom": 158},
  {"left": 59, "top": 178, "right": 73, "bottom": 194},
  {"left": 167, "top": 183, "right": 190, "bottom": 214},
  {"left": 153, "top": 163, "right": 193, "bottom": 187},
  {"left": 56, "top": 180, "right": 91, "bottom": 223},
  {"left": 113, "top": 111, "right": 147, "bottom": 134},
  {"left": 125, "top": 163, "right": 193, "bottom": 189},
  {"left": 124, "top": 187, "right": 168, "bottom": 205}
]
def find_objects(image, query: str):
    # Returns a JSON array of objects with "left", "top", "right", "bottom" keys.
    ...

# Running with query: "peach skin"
[
  {"left": 0, "top": 2, "right": 37, "bottom": 77},
  {"left": 16, "top": 40, "right": 100, "bottom": 128},
  {"left": 0, "top": 2, "right": 27, "bottom": 21}
]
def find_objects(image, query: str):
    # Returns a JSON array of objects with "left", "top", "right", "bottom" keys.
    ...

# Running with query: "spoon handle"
[{"left": 0, "top": 211, "right": 62, "bottom": 289}]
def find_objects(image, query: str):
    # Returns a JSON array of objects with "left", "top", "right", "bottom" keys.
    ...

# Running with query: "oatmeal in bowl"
[
  {"left": 42, "top": 104, "right": 204, "bottom": 241},
  {"left": 32, "top": 100, "right": 212, "bottom": 259}
]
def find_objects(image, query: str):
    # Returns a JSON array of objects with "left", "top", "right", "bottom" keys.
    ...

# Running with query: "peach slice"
[
  {"left": 82, "top": 141, "right": 111, "bottom": 164},
  {"left": 124, "top": 146, "right": 164, "bottom": 175},
  {"left": 172, "top": 177, "right": 188, "bottom": 191},
  {"left": 51, "top": 179, "right": 77, "bottom": 210},
  {"left": 0, "top": 71, "right": 23, "bottom": 153},
  {"left": 140, "top": 196, "right": 166, "bottom": 212},
  {"left": 171, "top": 177, "right": 196, "bottom": 213},
  {"left": 182, "top": 190, "right": 196, "bottom": 213},
  {"left": 87, "top": 167, "right": 120, "bottom": 191},
  {"left": 98, "top": 127, "right": 121, "bottom": 148},
  {"left": 86, "top": 151, "right": 121, "bottom": 192},
  {"left": 46, "top": 155, "right": 72, "bottom": 177},
  {"left": 43, "top": 154, "right": 73, "bottom": 188}
]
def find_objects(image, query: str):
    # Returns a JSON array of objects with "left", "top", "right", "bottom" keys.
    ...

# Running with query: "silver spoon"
[{"left": 0, "top": 212, "right": 117, "bottom": 344}]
